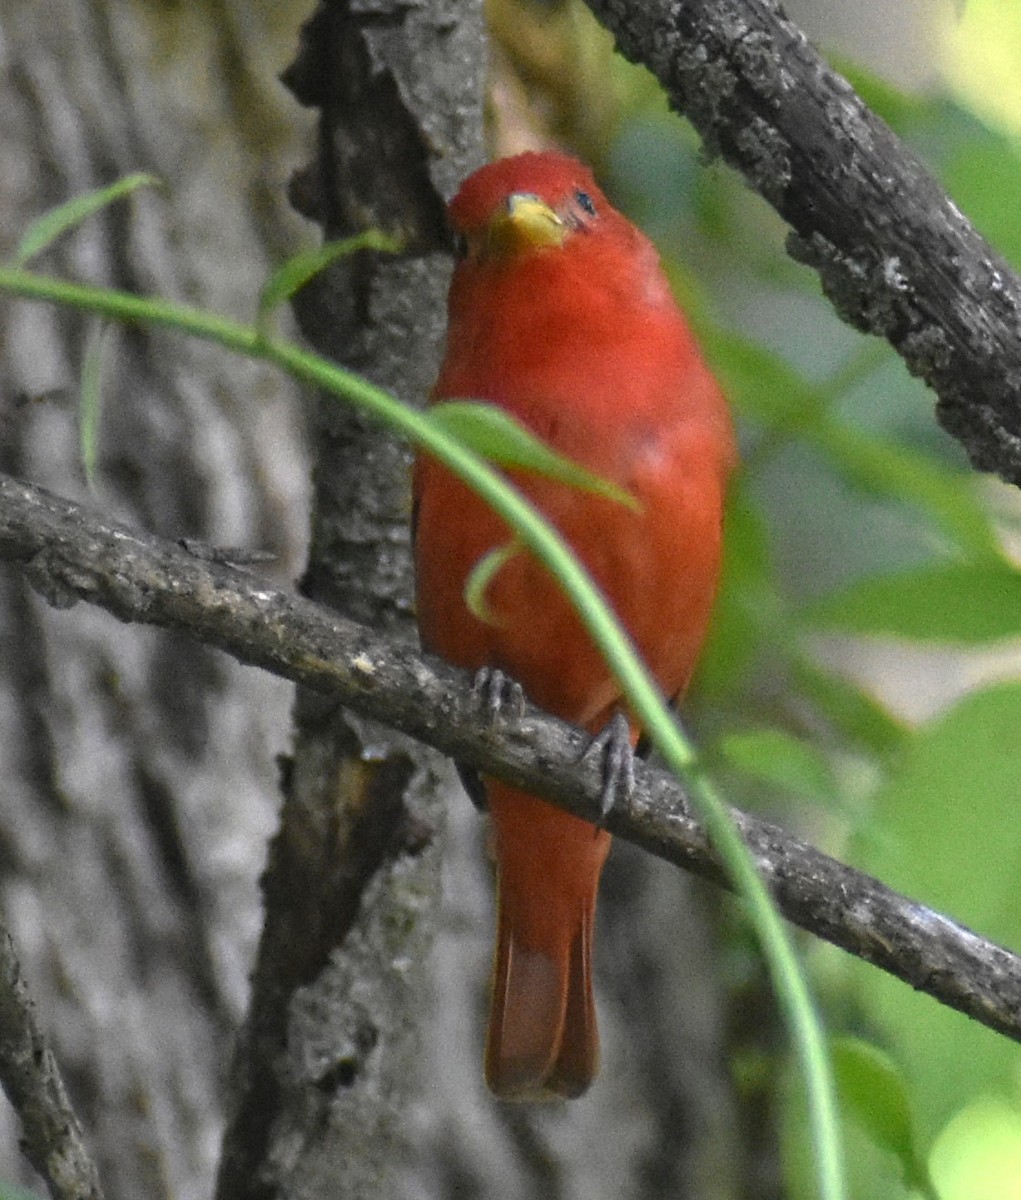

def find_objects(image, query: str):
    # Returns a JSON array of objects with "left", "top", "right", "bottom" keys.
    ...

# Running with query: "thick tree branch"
[
  {"left": 2, "top": 470, "right": 1020, "bottom": 1047},
  {"left": 0, "top": 924, "right": 104, "bottom": 1200},
  {"left": 583, "top": 0, "right": 1021, "bottom": 485}
]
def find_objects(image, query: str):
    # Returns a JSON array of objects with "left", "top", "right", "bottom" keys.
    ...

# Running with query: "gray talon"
[
  {"left": 581, "top": 711, "right": 636, "bottom": 820},
  {"left": 471, "top": 667, "right": 525, "bottom": 720}
]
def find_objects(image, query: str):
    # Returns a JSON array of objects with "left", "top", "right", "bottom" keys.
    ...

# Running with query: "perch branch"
[
  {"left": 0, "top": 924, "right": 104, "bottom": 1200},
  {"left": 583, "top": 0, "right": 1021, "bottom": 485},
  {"left": 1, "top": 470, "right": 1020, "bottom": 1046}
]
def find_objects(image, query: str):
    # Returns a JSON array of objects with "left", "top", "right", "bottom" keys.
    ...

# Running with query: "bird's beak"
[{"left": 486, "top": 193, "right": 567, "bottom": 258}]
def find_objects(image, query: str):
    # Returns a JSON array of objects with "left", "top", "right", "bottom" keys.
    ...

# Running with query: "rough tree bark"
[{"left": 0, "top": 3, "right": 311, "bottom": 1198}]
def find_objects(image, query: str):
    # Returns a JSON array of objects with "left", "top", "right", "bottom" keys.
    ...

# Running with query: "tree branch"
[
  {"left": 0, "top": 923, "right": 104, "bottom": 1200},
  {"left": 2, "top": 470, "right": 1020, "bottom": 1046},
  {"left": 583, "top": 0, "right": 1021, "bottom": 485}
]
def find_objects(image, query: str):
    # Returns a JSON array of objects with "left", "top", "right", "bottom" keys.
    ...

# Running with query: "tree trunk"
[
  {"left": 215, "top": 2, "right": 486, "bottom": 1196},
  {"left": 0, "top": 2, "right": 311, "bottom": 1197}
]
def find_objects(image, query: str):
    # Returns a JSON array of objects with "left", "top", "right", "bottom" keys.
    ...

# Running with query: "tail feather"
[
  {"left": 547, "top": 904, "right": 599, "bottom": 1098},
  {"left": 484, "top": 784, "right": 610, "bottom": 1101},
  {"left": 485, "top": 919, "right": 565, "bottom": 1098}
]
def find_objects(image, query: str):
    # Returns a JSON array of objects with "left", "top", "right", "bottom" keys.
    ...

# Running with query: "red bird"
[{"left": 414, "top": 151, "right": 735, "bottom": 1100}]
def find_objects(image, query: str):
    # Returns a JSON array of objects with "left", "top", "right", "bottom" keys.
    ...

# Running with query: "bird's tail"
[{"left": 484, "top": 782, "right": 611, "bottom": 1101}]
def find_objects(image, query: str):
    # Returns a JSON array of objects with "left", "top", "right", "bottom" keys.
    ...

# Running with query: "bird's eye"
[
  {"left": 451, "top": 231, "right": 469, "bottom": 258},
  {"left": 574, "top": 190, "right": 597, "bottom": 218}
]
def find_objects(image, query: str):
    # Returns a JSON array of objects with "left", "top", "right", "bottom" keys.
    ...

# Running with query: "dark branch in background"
[
  {"left": 583, "top": 0, "right": 1021, "bottom": 486},
  {"left": 0, "top": 925, "right": 104, "bottom": 1200},
  {"left": 3, "top": 470, "right": 1021, "bottom": 1047}
]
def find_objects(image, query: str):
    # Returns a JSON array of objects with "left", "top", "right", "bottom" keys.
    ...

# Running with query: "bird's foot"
[
  {"left": 470, "top": 667, "right": 526, "bottom": 722},
  {"left": 580, "top": 711, "right": 636, "bottom": 822},
  {"left": 457, "top": 668, "right": 527, "bottom": 813}
]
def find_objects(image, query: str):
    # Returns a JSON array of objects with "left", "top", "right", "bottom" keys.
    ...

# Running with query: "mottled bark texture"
[
  {"left": 0, "top": 4, "right": 311, "bottom": 1198},
  {"left": 0, "top": 927, "right": 103, "bottom": 1200},
  {"left": 583, "top": 0, "right": 1021, "bottom": 487}
]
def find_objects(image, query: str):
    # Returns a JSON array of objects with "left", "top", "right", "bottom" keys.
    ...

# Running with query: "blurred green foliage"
[{"left": 595, "top": 34, "right": 1021, "bottom": 1200}]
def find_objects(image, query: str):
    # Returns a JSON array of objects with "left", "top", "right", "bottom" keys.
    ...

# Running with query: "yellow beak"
[{"left": 486, "top": 193, "right": 566, "bottom": 258}]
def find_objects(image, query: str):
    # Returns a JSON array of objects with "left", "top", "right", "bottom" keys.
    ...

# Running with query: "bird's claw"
[
  {"left": 580, "top": 711, "right": 636, "bottom": 822},
  {"left": 470, "top": 667, "right": 526, "bottom": 722},
  {"left": 456, "top": 668, "right": 527, "bottom": 814}
]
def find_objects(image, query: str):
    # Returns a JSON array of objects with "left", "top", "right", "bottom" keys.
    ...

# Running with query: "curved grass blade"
[
  {"left": 14, "top": 174, "right": 161, "bottom": 267},
  {"left": 465, "top": 541, "right": 520, "bottom": 625},
  {"left": 429, "top": 402, "right": 640, "bottom": 510},
  {"left": 256, "top": 231, "right": 403, "bottom": 334}
]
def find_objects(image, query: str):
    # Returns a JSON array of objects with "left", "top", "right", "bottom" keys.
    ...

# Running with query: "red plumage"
[{"left": 414, "top": 151, "right": 735, "bottom": 1099}]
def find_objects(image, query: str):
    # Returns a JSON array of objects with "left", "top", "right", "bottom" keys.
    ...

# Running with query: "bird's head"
[{"left": 448, "top": 151, "right": 610, "bottom": 264}]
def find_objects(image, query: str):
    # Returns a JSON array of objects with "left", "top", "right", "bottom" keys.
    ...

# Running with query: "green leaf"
[
  {"left": 464, "top": 541, "right": 519, "bottom": 625},
  {"left": 792, "top": 659, "right": 906, "bottom": 759},
  {"left": 812, "top": 423, "right": 999, "bottom": 560},
  {"left": 930, "top": 1097, "right": 1021, "bottom": 1200},
  {"left": 704, "top": 327, "right": 998, "bottom": 560},
  {"left": 804, "top": 563, "right": 1021, "bottom": 643},
  {"left": 79, "top": 323, "right": 111, "bottom": 490},
  {"left": 695, "top": 490, "right": 776, "bottom": 699},
  {"left": 14, "top": 173, "right": 161, "bottom": 266},
  {"left": 257, "top": 231, "right": 402, "bottom": 329},
  {"left": 428, "top": 402, "right": 640, "bottom": 510},
  {"left": 700, "top": 326, "right": 814, "bottom": 427},
  {"left": 718, "top": 727, "right": 839, "bottom": 806},
  {"left": 831, "top": 1037, "right": 936, "bottom": 1196}
]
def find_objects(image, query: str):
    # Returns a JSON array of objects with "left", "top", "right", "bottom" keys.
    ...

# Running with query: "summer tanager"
[{"left": 413, "top": 151, "right": 735, "bottom": 1100}]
